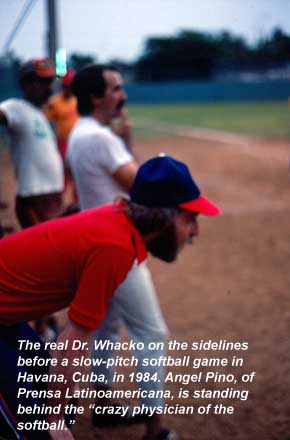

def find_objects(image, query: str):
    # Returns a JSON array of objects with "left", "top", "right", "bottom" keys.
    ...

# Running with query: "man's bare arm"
[{"left": 113, "top": 161, "right": 138, "bottom": 192}]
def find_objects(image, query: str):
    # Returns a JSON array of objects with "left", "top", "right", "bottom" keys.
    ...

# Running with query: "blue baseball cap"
[{"left": 130, "top": 155, "right": 220, "bottom": 215}]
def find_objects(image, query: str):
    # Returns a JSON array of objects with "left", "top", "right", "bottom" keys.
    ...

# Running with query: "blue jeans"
[{"left": 92, "top": 261, "right": 169, "bottom": 408}]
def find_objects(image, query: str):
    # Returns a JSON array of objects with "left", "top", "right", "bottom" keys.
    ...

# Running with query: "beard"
[{"left": 146, "top": 224, "right": 179, "bottom": 263}]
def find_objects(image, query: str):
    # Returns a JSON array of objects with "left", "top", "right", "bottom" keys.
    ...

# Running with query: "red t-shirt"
[{"left": 0, "top": 204, "right": 147, "bottom": 329}]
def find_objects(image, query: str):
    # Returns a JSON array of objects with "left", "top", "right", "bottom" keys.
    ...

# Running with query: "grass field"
[
  {"left": 128, "top": 100, "right": 290, "bottom": 138},
  {"left": 0, "top": 101, "right": 288, "bottom": 151}
]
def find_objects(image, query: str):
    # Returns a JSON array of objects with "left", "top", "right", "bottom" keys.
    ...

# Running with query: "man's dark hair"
[
  {"left": 118, "top": 198, "right": 177, "bottom": 236},
  {"left": 18, "top": 73, "right": 36, "bottom": 90},
  {"left": 71, "top": 63, "right": 119, "bottom": 115}
]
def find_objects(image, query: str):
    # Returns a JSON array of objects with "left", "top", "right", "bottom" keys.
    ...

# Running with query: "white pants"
[{"left": 92, "top": 261, "right": 169, "bottom": 407}]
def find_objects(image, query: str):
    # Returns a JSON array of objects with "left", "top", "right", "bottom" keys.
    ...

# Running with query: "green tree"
[
  {"left": 68, "top": 53, "right": 96, "bottom": 72},
  {"left": 135, "top": 30, "right": 220, "bottom": 81},
  {"left": 254, "top": 28, "right": 290, "bottom": 68},
  {"left": 216, "top": 31, "right": 252, "bottom": 70}
]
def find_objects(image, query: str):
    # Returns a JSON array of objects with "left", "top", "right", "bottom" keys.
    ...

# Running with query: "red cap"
[
  {"left": 19, "top": 58, "right": 55, "bottom": 80},
  {"left": 62, "top": 69, "right": 76, "bottom": 86}
]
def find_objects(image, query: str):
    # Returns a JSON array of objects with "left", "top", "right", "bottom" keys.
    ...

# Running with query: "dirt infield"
[{"left": 0, "top": 131, "right": 289, "bottom": 440}]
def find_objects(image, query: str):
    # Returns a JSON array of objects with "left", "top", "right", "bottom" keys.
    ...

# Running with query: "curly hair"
[{"left": 117, "top": 198, "right": 177, "bottom": 236}]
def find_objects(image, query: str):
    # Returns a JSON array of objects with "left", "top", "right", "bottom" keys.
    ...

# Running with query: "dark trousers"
[
  {"left": 15, "top": 193, "right": 62, "bottom": 228},
  {"left": 0, "top": 323, "right": 51, "bottom": 440}
]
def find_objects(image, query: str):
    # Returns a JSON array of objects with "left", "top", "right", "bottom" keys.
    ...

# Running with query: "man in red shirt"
[{"left": 0, "top": 155, "right": 220, "bottom": 440}]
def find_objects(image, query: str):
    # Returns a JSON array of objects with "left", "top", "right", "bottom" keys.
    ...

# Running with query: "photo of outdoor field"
[{"left": 0, "top": 99, "right": 289, "bottom": 440}]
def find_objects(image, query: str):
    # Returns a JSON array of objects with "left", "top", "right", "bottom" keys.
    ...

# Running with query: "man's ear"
[{"left": 90, "top": 94, "right": 103, "bottom": 109}]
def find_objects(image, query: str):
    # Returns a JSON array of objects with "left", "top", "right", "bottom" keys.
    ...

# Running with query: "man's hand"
[
  {"left": 49, "top": 425, "right": 75, "bottom": 440},
  {"left": 112, "top": 108, "right": 133, "bottom": 150}
]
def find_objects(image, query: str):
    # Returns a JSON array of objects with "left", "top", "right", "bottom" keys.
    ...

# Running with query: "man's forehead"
[{"left": 103, "top": 69, "right": 123, "bottom": 86}]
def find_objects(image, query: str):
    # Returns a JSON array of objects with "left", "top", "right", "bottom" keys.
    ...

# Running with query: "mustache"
[{"left": 116, "top": 99, "right": 126, "bottom": 111}]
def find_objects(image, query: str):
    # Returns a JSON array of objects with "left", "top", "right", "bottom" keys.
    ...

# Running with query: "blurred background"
[
  {"left": 0, "top": 0, "right": 290, "bottom": 107},
  {"left": 1, "top": 0, "right": 290, "bottom": 138}
]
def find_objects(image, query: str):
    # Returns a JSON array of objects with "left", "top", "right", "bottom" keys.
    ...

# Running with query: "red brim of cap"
[
  {"left": 179, "top": 195, "right": 220, "bottom": 216},
  {"left": 35, "top": 69, "right": 55, "bottom": 78}
]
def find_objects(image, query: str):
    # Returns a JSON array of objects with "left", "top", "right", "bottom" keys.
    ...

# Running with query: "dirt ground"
[{"left": 0, "top": 131, "right": 289, "bottom": 440}]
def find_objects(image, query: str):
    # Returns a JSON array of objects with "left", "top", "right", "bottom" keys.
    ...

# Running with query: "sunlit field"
[{"left": 128, "top": 100, "right": 290, "bottom": 138}]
